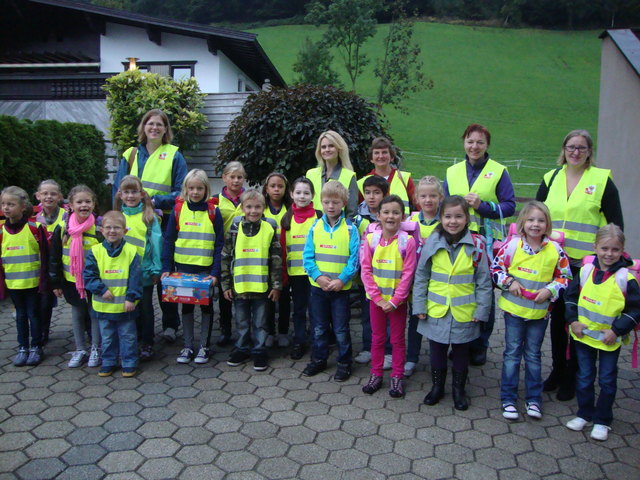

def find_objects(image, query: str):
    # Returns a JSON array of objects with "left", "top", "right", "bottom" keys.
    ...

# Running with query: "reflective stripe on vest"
[
  {"left": 1, "top": 223, "right": 40, "bottom": 289},
  {"left": 498, "top": 240, "right": 558, "bottom": 319},
  {"left": 408, "top": 212, "right": 439, "bottom": 241},
  {"left": 233, "top": 220, "right": 274, "bottom": 294},
  {"left": 309, "top": 218, "right": 353, "bottom": 290},
  {"left": 91, "top": 242, "right": 138, "bottom": 313},
  {"left": 358, "top": 170, "right": 412, "bottom": 213},
  {"left": 127, "top": 145, "right": 179, "bottom": 201},
  {"left": 544, "top": 166, "right": 609, "bottom": 260},
  {"left": 306, "top": 166, "right": 356, "bottom": 208},
  {"left": 446, "top": 159, "right": 505, "bottom": 238},
  {"left": 427, "top": 247, "right": 476, "bottom": 322},
  {"left": 286, "top": 215, "right": 317, "bottom": 276},
  {"left": 174, "top": 208, "right": 214, "bottom": 267},
  {"left": 217, "top": 195, "right": 243, "bottom": 233},
  {"left": 123, "top": 211, "right": 147, "bottom": 257},
  {"left": 61, "top": 222, "right": 100, "bottom": 282},
  {"left": 368, "top": 233, "right": 403, "bottom": 301}
]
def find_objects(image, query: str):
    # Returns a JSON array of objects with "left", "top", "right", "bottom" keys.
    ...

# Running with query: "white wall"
[{"left": 218, "top": 53, "right": 259, "bottom": 92}]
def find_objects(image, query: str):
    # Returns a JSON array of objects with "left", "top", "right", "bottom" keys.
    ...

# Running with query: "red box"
[{"left": 161, "top": 273, "right": 213, "bottom": 305}]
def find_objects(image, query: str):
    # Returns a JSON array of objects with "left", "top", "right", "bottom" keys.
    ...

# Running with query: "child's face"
[
  {"left": 378, "top": 201, "right": 404, "bottom": 234},
  {"left": 292, "top": 182, "right": 312, "bottom": 208},
  {"left": 223, "top": 171, "right": 245, "bottom": 195},
  {"left": 594, "top": 236, "right": 624, "bottom": 270},
  {"left": 187, "top": 180, "right": 207, "bottom": 203},
  {"left": 266, "top": 176, "right": 286, "bottom": 203},
  {"left": 441, "top": 205, "right": 467, "bottom": 236},
  {"left": 36, "top": 185, "right": 62, "bottom": 210},
  {"left": 370, "top": 148, "right": 392, "bottom": 170},
  {"left": 103, "top": 219, "right": 126, "bottom": 243},
  {"left": 119, "top": 186, "right": 144, "bottom": 208},
  {"left": 70, "top": 192, "right": 95, "bottom": 221},
  {"left": 364, "top": 186, "right": 384, "bottom": 212},
  {"left": 242, "top": 198, "right": 265, "bottom": 222},
  {"left": 416, "top": 185, "right": 441, "bottom": 216},
  {"left": 1, "top": 194, "right": 25, "bottom": 222},
  {"left": 321, "top": 195, "right": 345, "bottom": 221},
  {"left": 320, "top": 137, "right": 339, "bottom": 163},
  {"left": 522, "top": 208, "right": 547, "bottom": 242}
]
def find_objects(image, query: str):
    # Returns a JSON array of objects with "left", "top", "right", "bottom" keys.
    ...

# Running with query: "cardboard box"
[{"left": 161, "top": 273, "right": 213, "bottom": 305}]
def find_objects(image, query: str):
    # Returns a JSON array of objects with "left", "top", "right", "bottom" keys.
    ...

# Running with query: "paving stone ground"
[{"left": 0, "top": 295, "right": 638, "bottom": 479}]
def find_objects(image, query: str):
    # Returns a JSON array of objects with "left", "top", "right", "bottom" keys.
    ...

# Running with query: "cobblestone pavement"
[{"left": 0, "top": 295, "right": 638, "bottom": 480}]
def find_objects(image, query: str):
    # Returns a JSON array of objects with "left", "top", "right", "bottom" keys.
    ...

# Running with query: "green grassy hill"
[{"left": 251, "top": 22, "right": 602, "bottom": 198}]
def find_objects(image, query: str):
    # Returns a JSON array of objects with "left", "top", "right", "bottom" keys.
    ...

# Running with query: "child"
[
  {"left": 262, "top": 172, "right": 292, "bottom": 348},
  {"left": 412, "top": 195, "right": 492, "bottom": 410},
  {"left": 49, "top": 185, "right": 103, "bottom": 368},
  {"left": 162, "top": 169, "right": 224, "bottom": 364},
  {"left": 360, "top": 195, "right": 417, "bottom": 397},
  {"left": 115, "top": 175, "right": 163, "bottom": 361},
  {"left": 213, "top": 161, "right": 246, "bottom": 346},
  {"left": 280, "top": 177, "right": 322, "bottom": 359},
  {"left": 34, "top": 179, "right": 66, "bottom": 345},
  {"left": 84, "top": 211, "right": 142, "bottom": 377},
  {"left": 404, "top": 176, "right": 443, "bottom": 377},
  {"left": 492, "top": 201, "right": 572, "bottom": 420},
  {"left": 302, "top": 181, "right": 359, "bottom": 381},
  {"left": 564, "top": 224, "right": 640, "bottom": 441},
  {"left": 1, "top": 186, "right": 48, "bottom": 366},
  {"left": 222, "top": 189, "right": 282, "bottom": 371}
]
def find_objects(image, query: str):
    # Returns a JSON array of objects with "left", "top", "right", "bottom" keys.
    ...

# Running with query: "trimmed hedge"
[{"left": 0, "top": 115, "right": 109, "bottom": 210}]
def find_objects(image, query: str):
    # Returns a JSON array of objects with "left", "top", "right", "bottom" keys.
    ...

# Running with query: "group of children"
[{"left": 1, "top": 136, "right": 637, "bottom": 441}]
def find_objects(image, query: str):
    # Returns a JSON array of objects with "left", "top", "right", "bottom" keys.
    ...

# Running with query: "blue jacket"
[{"left": 122, "top": 203, "right": 162, "bottom": 286}]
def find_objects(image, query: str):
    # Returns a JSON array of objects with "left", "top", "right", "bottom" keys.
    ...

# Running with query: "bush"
[
  {"left": 0, "top": 115, "right": 109, "bottom": 210},
  {"left": 215, "top": 84, "right": 391, "bottom": 183},
  {"left": 103, "top": 70, "right": 208, "bottom": 156}
]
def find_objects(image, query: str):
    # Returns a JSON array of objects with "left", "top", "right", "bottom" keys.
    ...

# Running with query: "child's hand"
[
  {"left": 508, "top": 280, "right": 523, "bottom": 297},
  {"left": 223, "top": 289, "right": 234, "bottom": 301},
  {"left": 268, "top": 289, "right": 281, "bottom": 302},
  {"left": 570, "top": 321, "right": 585, "bottom": 338},
  {"left": 327, "top": 279, "right": 344, "bottom": 292},
  {"left": 124, "top": 300, "right": 136, "bottom": 312},
  {"left": 210, "top": 277, "right": 218, "bottom": 287},
  {"left": 602, "top": 329, "right": 617, "bottom": 345},
  {"left": 102, "top": 290, "right": 114, "bottom": 300},
  {"left": 316, "top": 275, "right": 332, "bottom": 290},
  {"left": 533, "top": 288, "right": 552, "bottom": 304},
  {"left": 151, "top": 275, "right": 160, "bottom": 285},
  {"left": 382, "top": 302, "right": 395, "bottom": 313},
  {"left": 161, "top": 272, "right": 170, "bottom": 279},
  {"left": 417, "top": 314, "right": 426, "bottom": 320},
  {"left": 53, "top": 288, "right": 63, "bottom": 298}
]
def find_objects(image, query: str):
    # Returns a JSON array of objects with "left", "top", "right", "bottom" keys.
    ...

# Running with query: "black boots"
[
  {"left": 423, "top": 368, "right": 447, "bottom": 405},
  {"left": 452, "top": 369, "right": 469, "bottom": 411}
]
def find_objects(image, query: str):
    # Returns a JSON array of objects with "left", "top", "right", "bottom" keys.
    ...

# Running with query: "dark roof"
[
  {"left": 24, "top": 0, "right": 285, "bottom": 87},
  {"left": 0, "top": 51, "right": 98, "bottom": 64},
  {"left": 600, "top": 29, "right": 640, "bottom": 78}
]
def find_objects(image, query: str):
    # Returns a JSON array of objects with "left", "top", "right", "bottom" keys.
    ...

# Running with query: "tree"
[
  {"left": 305, "top": 0, "right": 382, "bottom": 92},
  {"left": 215, "top": 85, "right": 391, "bottom": 184},
  {"left": 293, "top": 38, "right": 342, "bottom": 87},
  {"left": 374, "top": 1, "right": 432, "bottom": 113}
]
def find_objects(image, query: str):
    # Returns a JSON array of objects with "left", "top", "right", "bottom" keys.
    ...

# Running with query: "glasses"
[{"left": 564, "top": 145, "right": 589, "bottom": 153}]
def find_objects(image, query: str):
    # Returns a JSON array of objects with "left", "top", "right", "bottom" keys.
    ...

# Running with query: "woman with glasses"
[{"left": 536, "top": 129, "right": 623, "bottom": 401}]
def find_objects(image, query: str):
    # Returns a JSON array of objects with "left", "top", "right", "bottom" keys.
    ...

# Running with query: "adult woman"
[
  {"left": 306, "top": 130, "right": 358, "bottom": 219},
  {"left": 111, "top": 109, "right": 188, "bottom": 342},
  {"left": 536, "top": 129, "right": 623, "bottom": 401},
  {"left": 444, "top": 124, "right": 516, "bottom": 366}
]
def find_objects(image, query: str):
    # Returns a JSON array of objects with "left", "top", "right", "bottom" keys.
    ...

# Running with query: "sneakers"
[
  {"left": 302, "top": 360, "right": 327, "bottom": 377},
  {"left": 354, "top": 351, "right": 372, "bottom": 364},
  {"left": 68, "top": 350, "right": 88, "bottom": 368},
  {"left": 502, "top": 404, "right": 519, "bottom": 420},
  {"left": 290, "top": 343, "right": 306, "bottom": 360},
  {"left": 227, "top": 350, "right": 251, "bottom": 367},
  {"left": 122, "top": 367, "right": 137, "bottom": 378},
  {"left": 277, "top": 334, "right": 290, "bottom": 348},
  {"left": 176, "top": 348, "right": 195, "bottom": 364},
  {"left": 362, "top": 375, "right": 383, "bottom": 394},
  {"left": 87, "top": 346, "right": 101, "bottom": 367},
  {"left": 404, "top": 361, "right": 417, "bottom": 377},
  {"left": 265, "top": 335, "right": 275, "bottom": 348},
  {"left": 162, "top": 328, "right": 177, "bottom": 343},
  {"left": 389, "top": 376, "right": 405, "bottom": 398},
  {"left": 13, "top": 347, "right": 29, "bottom": 367},
  {"left": 98, "top": 365, "right": 116, "bottom": 377},
  {"left": 139, "top": 345, "right": 154, "bottom": 362},
  {"left": 383, "top": 354, "right": 392, "bottom": 370},
  {"left": 334, "top": 363, "right": 351, "bottom": 382},
  {"left": 526, "top": 402, "right": 543, "bottom": 419},
  {"left": 590, "top": 424, "right": 610, "bottom": 441},
  {"left": 566, "top": 416, "right": 590, "bottom": 431},
  {"left": 193, "top": 347, "right": 210, "bottom": 364},
  {"left": 253, "top": 352, "right": 268, "bottom": 371},
  {"left": 26, "top": 347, "right": 43, "bottom": 366}
]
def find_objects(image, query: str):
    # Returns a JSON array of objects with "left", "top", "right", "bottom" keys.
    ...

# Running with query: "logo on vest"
[
  {"left": 159, "top": 152, "right": 167, "bottom": 160},
  {"left": 517, "top": 266, "right": 538, "bottom": 275},
  {"left": 581, "top": 295, "right": 602, "bottom": 306},
  {"left": 185, "top": 222, "right": 202, "bottom": 227},
  {"left": 584, "top": 185, "right": 596, "bottom": 195},
  {"left": 292, "top": 235, "right": 306, "bottom": 239},
  {"left": 242, "top": 249, "right": 258, "bottom": 253},
  {"left": 376, "top": 259, "right": 393, "bottom": 264},
  {"left": 483, "top": 172, "right": 494, "bottom": 179},
  {"left": 6, "top": 246, "right": 24, "bottom": 251},
  {"left": 320, "top": 244, "right": 337, "bottom": 249},
  {"left": 105, "top": 269, "right": 123, "bottom": 274}
]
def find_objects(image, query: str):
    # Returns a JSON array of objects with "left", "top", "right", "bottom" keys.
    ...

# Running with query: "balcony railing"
[{"left": 0, "top": 73, "right": 115, "bottom": 100}]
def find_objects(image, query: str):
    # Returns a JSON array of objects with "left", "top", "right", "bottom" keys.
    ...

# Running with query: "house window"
[
  {"left": 122, "top": 61, "right": 195, "bottom": 80},
  {"left": 237, "top": 77, "right": 245, "bottom": 92},
  {"left": 171, "top": 66, "right": 192, "bottom": 82}
]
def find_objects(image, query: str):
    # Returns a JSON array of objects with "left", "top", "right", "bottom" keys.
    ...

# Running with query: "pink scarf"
[{"left": 67, "top": 212, "right": 95, "bottom": 299}]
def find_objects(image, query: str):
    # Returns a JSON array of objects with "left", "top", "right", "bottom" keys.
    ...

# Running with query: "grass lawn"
[{"left": 251, "top": 22, "right": 602, "bottom": 199}]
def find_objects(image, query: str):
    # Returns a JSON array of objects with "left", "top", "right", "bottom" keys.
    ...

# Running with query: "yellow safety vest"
[
  {"left": 62, "top": 222, "right": 100, "bottom": 283},
  {"left": 174, "top": 207, "right": 214, "bottom": 267},
  {"left": 427, "top": 247, "right": 476, "bottom": 322},
  {"left": 123, "top": 211, "right": 147, "bottom": 257},
  {"left": 217, "top": 194, "right": 243, "bottom": 233},
  {"left": 367, "top": 233, "right": 404, "bottom": 301},
  {"left": 306, "top": 166, "right": 356, "bottom": 208},
  {"left": 309, "top": 218, "right": 353, "bottom": 290},
  {"left": 498, "top": 240, "right": 558, "bottom": 319},
  {"left": 358, "top": 170, "right": 412, "bottom": 213},
  {"left": 1, "top": 223, "right": 40, "bottom": 289},
  {"left": 91, "top": 242, "right": 139, "bottom": 313},
  {"left": 42, "top": 207, "right": 65, "bottom": 233},
  {"left": 446, "top": 159, "right": 505, "bottom": 237},
  {"left": 286, "top": 215, "right": 317, "bottom": 276},
  {"left": 408, "top": 212, "right": 439, "bottom": 241},
  {"left": 356, "top": 216, "right": 371, "bottom": 236},
  {"left": 233, "top": 219, "right": 274, "bottom": 294},
  {"left": 543, "top": 166, "right": 610, "bottom": 260},
  {"left": 264, "top": 205, "right": 287, "bottom": 235},
  {"left": 126, "top": 144, "right": 179, "bottom": 207}
]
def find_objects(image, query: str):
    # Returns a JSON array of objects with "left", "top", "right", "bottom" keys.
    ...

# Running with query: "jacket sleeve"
[
  {"left": 268, "top": 225, "right": 283, "bottom": 291},
  {"left": 601, "top": 178, "right": 624, "bottom": 230},
  {"left": 126, "top": 253, "right": 143, "bottom": 302},
  {"left": 220, "top": 229, "right": 235, "bottom": 292},
  {"left": 359, "top": 235, "right": 381, "bottom": 303},
  {"left": 161, "top": 210, "right": 178, "bottom": 273},
  {"left": 153, "top": 150, "right": 188, "bottom": 211},
  {"left": 83, "top": 249, "right": 108, "bottom": 297},
  {"left": 471, "top": 237, "right": 492, "bottom": 322},
  {"left": 303, "top": 221, "right": 322, "bottom": 282},
  {"left": 48, "top": 225, "right": 64, "bottom": 289},
  {"left": 612, "top": 277, "right": 640, "bottom": 336},
  {"left": 111, "top": 158, "right": 129, "bottom": 204},
  {"left": 337, "top": 223, "right": 360, "bottom": 285},
  {"left": 412, "top": 242, "right": 433, "bottom": 316},
  {"left": 210, "top": 207, "right": 224, "bottom": 279},
  {"left": 544, "top": 243, "right": 573, "bottom": 302},
  {"left": 144, "top": 217, "right": 163, "bottom": 279},
  {"left": 491, "top": 240, "right": 512, "bottom": 289},
  {"left": 564, "top": 275, "right": 581, "bottom": 325},
  {"left": 389, "top": 236, "right": 417, "bottom": 307},
  {"left": 477, "top": 169, "right": 516, "bottom": 219}
]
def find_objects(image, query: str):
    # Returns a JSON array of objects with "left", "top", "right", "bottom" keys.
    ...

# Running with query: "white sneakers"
[
  {"left": 404, "top": 362, "right": 417, "bottom": 377},
  {"left": 88, "top": 346, "right": 101, "bottom": 367},
  {"left": 68, "top": 350, "right": 88, "bottom": 368},
  {"left": 566, "top": 417, "right": 610, "bottom": 440},
  {"left": 354, "top": 351, "right": 372, "bottom": 364},
  {"left": 566, "top": 416, "right": 589, "bottom": 431},
  {"left": 502, "top": 404, "right": 519, "bottom": 420},
  {"left": 383, "top": 354, "right": 393, "bottom": 370}
]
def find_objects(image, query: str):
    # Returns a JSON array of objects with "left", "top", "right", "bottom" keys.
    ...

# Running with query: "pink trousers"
[{"left": 370, "top": 302, "right": 407, "bottom": 378}]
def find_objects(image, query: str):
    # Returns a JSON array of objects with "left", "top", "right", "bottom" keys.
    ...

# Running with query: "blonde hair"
[
  {"left": 321, "top": 180, "right": 348, "bottom": 205},
  {"left": 137, "top": 109, "right": 173, "bottom": 145},
  {"left": 114, "top": 175, "right": 157, "bottom": 227},
  {"left": 37, "top": 179, "right": 62, "bottom": 194},
  {"left": 595, "top": 223, "right": 625, "bottom": 248},
  {"left": 222, "top": 161, "right": 246, "bottom": 177},
  {"left": 181, "top": 169, "right": 211, "bottom": 200},
  {"left": 240, "top": 188, "right": 266, "bottom": 206},
  {"left": 516, "top": 201, "right": 552, "bottom": 238},
  {"left": 102, "top": 210, "right": 127, "bottom": 229},
  {"left": 1, "top": 186, "right": 33, "bottom": 218},
  {"left": 416, "top": 175, "right": 443, "bottom": 196},
  {"left": 557, "top": 129, "right": 594, "bottom": 167},
  {"left": 314, "top": 130, "right": 354, "bottom": 171}
]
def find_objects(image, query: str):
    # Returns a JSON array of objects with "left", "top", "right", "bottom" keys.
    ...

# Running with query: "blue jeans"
[
  {"left": 473, "top": 293, "right": 496, "bottom": 349},
  {"left": 234, "top": 297, "right": 268, "bottom": 354},
  {"left": 574, "top": 341, "right": 620, "bottom": 426},
  {"left": 99, "top": 314, "right": 139, "bottom": 368},
  {"left": 9, "top": 287, "right": 42, "bottom": 349},
  {"left": 500, "top": 313, "right": 548, "bottom": 404},
  {"left": 309, "top": 287, "right": 352, "bottom": 365},
  {"left": 290, "top": 276, "right": 311, "bottom": 345}
]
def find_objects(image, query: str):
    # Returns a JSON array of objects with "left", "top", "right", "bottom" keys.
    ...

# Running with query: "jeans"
[
  {"left": 234, "top": 297, "right": 268, "bottom": 354},
  {"left": 473, "top": 293, "right": 496, "bottom": 350},
  {"left": 9, "top": 287, "right": 42, "bottom": 349},
  {"left": 266, "top": 284, "right": 290, "bottom": 335},
  {"left": 290, "top": 275, "right": 311, "bottom": 345},
  {"left": 370, "top": 302, "right": 407, "bottom": 378},
  {"left": 137, "top": 285, "right": 155, "bottom": 346},
  {"left": 574, "top": 341, "right": 620, "bottom": 426},
  {"left": 99, "top": 314, "right": 139, "bottom": 368},
  {"left": 500, "top": 313, "right": 548, "bottom": 404},
  {"left": 406, "top": 313, "right": 423, "bottom": 363},
  {"left": 309, "top": 286, "right": 352, "bottom": 365}
]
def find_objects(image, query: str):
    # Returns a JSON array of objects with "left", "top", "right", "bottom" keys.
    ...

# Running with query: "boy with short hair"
[
  {"left": 83, "top": 211, "right": 142, "bottom": 377},
  {"left": 302, "top": 182, "right": 360, "bottom": 381}
]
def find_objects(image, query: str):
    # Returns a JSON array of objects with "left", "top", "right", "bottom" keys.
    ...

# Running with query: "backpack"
[{"left": 174, "top": 196, "right": 218, "bottom": 231}]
